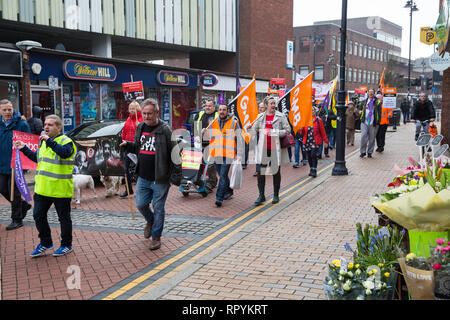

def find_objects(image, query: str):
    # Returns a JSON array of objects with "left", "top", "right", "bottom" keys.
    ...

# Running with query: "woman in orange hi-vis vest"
[
  {"left": 208, "top": 104, "right": 242, "bottom": 208},
  {"left": 376, "top": 94, "right": 393, "bottom": 153}
]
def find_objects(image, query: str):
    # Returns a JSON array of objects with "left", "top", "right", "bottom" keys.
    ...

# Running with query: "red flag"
[{"left": 11, "top": 131, "right": 39, "bottom": 170}]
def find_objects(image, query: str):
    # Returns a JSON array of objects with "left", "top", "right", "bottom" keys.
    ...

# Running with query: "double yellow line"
[{"left": 102, "top": 148, "right": 359, "bottom": 300}]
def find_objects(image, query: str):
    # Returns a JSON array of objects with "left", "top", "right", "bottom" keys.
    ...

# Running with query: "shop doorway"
[{"left": 31, "top": 87, "right": 62, "bottom": 124}]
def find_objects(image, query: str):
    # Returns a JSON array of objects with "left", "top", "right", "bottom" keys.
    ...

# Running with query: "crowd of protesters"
[{"left": 1, "top": 90, "right": 437, "bottom": 254}]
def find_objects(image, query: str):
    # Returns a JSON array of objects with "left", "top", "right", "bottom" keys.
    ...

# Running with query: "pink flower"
[
  {"left": 436, "top": 238, "right": 446, "bottom": 245},
  {"left": 443, "top": 246, "right": 450, "bottom": 252},
  {"left": 432, "top": 264, "right": 442, "bottom": 270},
  {"left": 435, "top": 246, "right": 444, "bottom": 252}
]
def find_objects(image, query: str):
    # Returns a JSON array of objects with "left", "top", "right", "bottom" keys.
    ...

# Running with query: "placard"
[{"left": 122, "top": 81, "right": 144, "bottom": 101}]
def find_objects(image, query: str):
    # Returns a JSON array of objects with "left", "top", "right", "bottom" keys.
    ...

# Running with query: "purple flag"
[
  {"left": 14, "top": 148, "right": 32, "bottom": 202},
  {"left": 217, "top": 91, "right": 225, "bottom": 105}
]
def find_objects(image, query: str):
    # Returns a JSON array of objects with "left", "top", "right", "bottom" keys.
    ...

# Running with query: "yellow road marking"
[{"left": 103, "top": 148, "right": 359, "bottom": 300}]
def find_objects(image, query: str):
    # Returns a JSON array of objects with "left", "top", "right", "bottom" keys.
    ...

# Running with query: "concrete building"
[
  {"left": 293, "top": 17, "right": 426, "bottom": 97},
  {"left": 0, "top": 0, "right": 293, "bottom": 130}
]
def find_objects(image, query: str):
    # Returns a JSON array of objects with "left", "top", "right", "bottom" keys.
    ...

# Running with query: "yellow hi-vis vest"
[
  {"left": 34, "top": 135, "right": 76, "bottom": 198},
  {"left": 209, "top": 117, "right": 237, "bottom": 160},
  {"left": 195, "top": 110, "right": 219, "bottom": 136}
]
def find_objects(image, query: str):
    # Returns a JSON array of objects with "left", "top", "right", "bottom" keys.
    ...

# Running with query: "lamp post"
[
  {"left": 331, "top": 0, "right": 348, "bottom": 176},
  {"left": 404, "top": 1, "right": 419, "bottom": 103}
]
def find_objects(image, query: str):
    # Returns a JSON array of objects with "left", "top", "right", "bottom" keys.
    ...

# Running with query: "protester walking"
[
  {"left": 207, "top": 104, "right": 242, "bottom": 208},
  {"left": 400, "top": 97, "right": 410, "bottom": 125},
  {"left": 249, "top": 96, "right": 290, "bottom": 206},
  {"left": 359, "top": 89, "right": 382, "bottom": 158},
  {"left": 120, "top": 98, "right": 181, "bottom": 250},
  {"left": 300, "top": 107, "right": 328, "bottom": 178},
  {"left": 0, "top": 99, "right": 32, "bottom": 231},
  {"left": 120, "top": 100, "right": 143, "bottom": 198},
  {"left": 15, "top": 115, "right": 76, "bottom": 257},
  {"left": 411, "top": 93, "right": 436, "bottom": 141},
  {"left": 317, "top": 104, "right": 331, "bottom": 159},
  {"left": 345, "top": 101, "right": 360, "bottom": 146},
  {"left": 376, "top": 94, "right": 392, "bottom": 153},
  {"left": 253, "top": 102, "right": 266, "bottom": 176},
  {"left": 195, "top": 99, "right": 219, "bottom": 192},
  {"left": 27, "top": 106, "right": 43, "bottom": 135}
]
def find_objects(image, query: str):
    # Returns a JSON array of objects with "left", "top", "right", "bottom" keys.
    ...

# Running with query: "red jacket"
[
  {"left": 302, "top": 117, "right": 329, "bottom": 145},
  {"left": 122, "top": 111, "right": 143, "bottom": 142}
]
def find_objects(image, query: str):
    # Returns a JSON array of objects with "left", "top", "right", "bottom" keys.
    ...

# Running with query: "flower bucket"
[{"left": 408, "top": 230, "right": 450, "bottom": 258}]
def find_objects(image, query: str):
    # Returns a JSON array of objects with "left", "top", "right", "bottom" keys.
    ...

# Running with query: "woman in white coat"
[{"left": 249, "top": 96, "right": 290, "bottom": 205}]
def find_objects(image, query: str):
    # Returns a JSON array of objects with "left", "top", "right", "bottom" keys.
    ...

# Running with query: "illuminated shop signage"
[
  {"left": 157, "top": 70, "right": 189, "bottom": 86},
  {"left": 200, "top": 73, "right": 219, "bottom": 87},
  {"left": 63, "top": 59, "right": 117, "bottom": 81}
]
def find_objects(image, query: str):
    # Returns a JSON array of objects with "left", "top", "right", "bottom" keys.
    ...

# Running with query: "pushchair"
[{"left": 179, "top": 142, "right": 209, "bottom": 198}]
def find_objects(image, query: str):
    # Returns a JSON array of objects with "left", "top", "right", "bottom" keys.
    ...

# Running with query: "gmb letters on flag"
[
  {"left": 228, "top": 78, "right": 259, "bottom": 143},
  {"left": 278, "top": 72, "right": 314, "bottom": 134}
]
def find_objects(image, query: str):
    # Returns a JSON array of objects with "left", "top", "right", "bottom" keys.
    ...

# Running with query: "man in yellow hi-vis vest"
[
  {"left": 194, "top": 99, "right": 219, "bottom": 192},
  {"left": 15, "top": 115, "right": 76, "bottom": 258}
]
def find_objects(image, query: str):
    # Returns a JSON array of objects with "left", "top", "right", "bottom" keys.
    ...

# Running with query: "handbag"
[
  {"left": 280, "top": 131, "right": 295, "bottom": 148},
  {"left": 230, "top": 159, "right": 242, "bottom": 189}
]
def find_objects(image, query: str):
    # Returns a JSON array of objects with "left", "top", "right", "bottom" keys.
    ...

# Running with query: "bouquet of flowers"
[
  {"left": 323, "top": 258, "right": 394, "bottom": 300},
  {"left": 430, "top": 238, "right": 450, "bottom": 299},
  {"left": 350, "top": 223, "right": 406, "bottom": 268},
  {"left": 371, "top": 161, "right": 450, "bottom": 231}
]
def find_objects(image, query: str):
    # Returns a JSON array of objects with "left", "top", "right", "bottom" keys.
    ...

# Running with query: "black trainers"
[
  {"left": 360, "top": 153, "right": 366, "bottom": 158},
  {"left": 6, "top": 221, "right": 23, "bottom": 231},
  {"left": 215, "top": 201, "right": 222, "bottom": 207},
  {"left": 368, "top": 153, "right": 372, "bottom": 158},
  {"left": 120, "top": 191, "right": 133, "bottom": 199}
]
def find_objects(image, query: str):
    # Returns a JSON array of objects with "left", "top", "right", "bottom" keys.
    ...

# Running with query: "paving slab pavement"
[
  {"left": 131, "top": 123, "right": 419, "bottom": 300},
  {"left": 0, "top": 123, "right": 420, "bottom": 300}
]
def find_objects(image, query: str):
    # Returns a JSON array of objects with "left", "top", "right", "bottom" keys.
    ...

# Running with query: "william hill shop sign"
[
  {"left": 157, "top": 70, "right": 189, "bottom": 86},
  {"left": 63, "top": 59, "right": 117, "bottom": 81}
]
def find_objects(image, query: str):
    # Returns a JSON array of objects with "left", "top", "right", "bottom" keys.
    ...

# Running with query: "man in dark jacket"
[
  {"left": 0, "top": 99, "right": 32, "bottom": 230},
  {"left": 120, "top": 98, "right": 181, "bottom": 251},
  {"left": 27, "top": 106, "right": 44, "bottom": 135},
  {"left": 400, "top": 98, "right": 410, "bottom": 124},
  {"left": 411, "top": 93, "right": 435, "bottom": 140}
]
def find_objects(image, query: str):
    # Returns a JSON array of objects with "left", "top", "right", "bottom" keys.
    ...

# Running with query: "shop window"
[
  {"left": 100, "top": 84, "right": 117, "bottom": 120},
  {"left": 171, "top": 88, "right": 197, "bottom": 130},
  {"left": 0, "top": 80, "right": 19, "bottom": 110},
  {"left": 80, "top": 83, "right": 99, "bottom": 123}
]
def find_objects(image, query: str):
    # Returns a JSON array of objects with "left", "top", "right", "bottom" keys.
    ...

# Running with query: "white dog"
[
  {"left": 100, "top": 175, "right": 121, "bottom": 197},
  {"left": 73, "top": 174, "right": 97, "bottom": 204}
]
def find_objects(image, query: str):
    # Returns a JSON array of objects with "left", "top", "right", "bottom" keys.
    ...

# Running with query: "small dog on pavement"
[
  {"left": 100, "top": 175, "right": 121, "bottom": 197},
  {"left": 73, "top": 174, "right": 98, "bottom": 204}
]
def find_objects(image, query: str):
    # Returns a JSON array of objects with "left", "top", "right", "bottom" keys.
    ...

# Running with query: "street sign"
[
  {"left": 416, "top": 134, "right": 432, "bottom": 147},
  {"left": 434, "top": 144, "right": 449, "bottom": 158},
  {"left": 420, "top": 27, "right": 437, "bottom": 45},
  {"left": 286, "top": 41, "right": 294, "bottom": 69},
  {"left": 429, "top": 51, "right": 450, "bottom": 71}
]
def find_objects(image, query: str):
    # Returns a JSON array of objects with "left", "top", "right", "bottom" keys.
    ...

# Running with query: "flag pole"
[{"left": 10, "top": 166, "right": 15, "bottom": 202}]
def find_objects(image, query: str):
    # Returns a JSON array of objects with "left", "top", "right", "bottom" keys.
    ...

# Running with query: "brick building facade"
[{"left": 293, "top": 17, "right": 422, "bottom": 95}]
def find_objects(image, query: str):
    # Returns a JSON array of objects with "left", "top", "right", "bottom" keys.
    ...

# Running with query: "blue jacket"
[{"left": 0, "top": 110, "right": 31, "bottom": 175}]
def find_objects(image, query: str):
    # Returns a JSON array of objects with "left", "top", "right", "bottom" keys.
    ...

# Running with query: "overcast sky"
[{"left": 293, "top": 0, "right": 440, "bottom": 60}]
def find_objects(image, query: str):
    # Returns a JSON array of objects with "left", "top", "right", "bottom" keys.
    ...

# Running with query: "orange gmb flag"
[
  {"left": 278, "top": 72, "right": 313, "bottom": 135},
  {"left": 378, "top": 68, "right": 385, "bottom": 94},
  {"left": 228, "top": 78, "right": 259, "bottom": 143}
]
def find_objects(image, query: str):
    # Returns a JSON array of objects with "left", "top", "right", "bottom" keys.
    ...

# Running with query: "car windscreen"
[{"left": 71, "top": 122, "right": 124, "bottom": 139}]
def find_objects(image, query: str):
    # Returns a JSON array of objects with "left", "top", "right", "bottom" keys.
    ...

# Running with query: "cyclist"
[{"left": 411, "top": 93, "right": 435, "bottom": 141}]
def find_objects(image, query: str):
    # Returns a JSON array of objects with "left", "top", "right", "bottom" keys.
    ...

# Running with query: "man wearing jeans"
[
  {"left": 207, "top": 104, "right": 242, "bottom": 207},
  {"left": 120, "top": 99, "right": 181, "bottom": 250}
]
